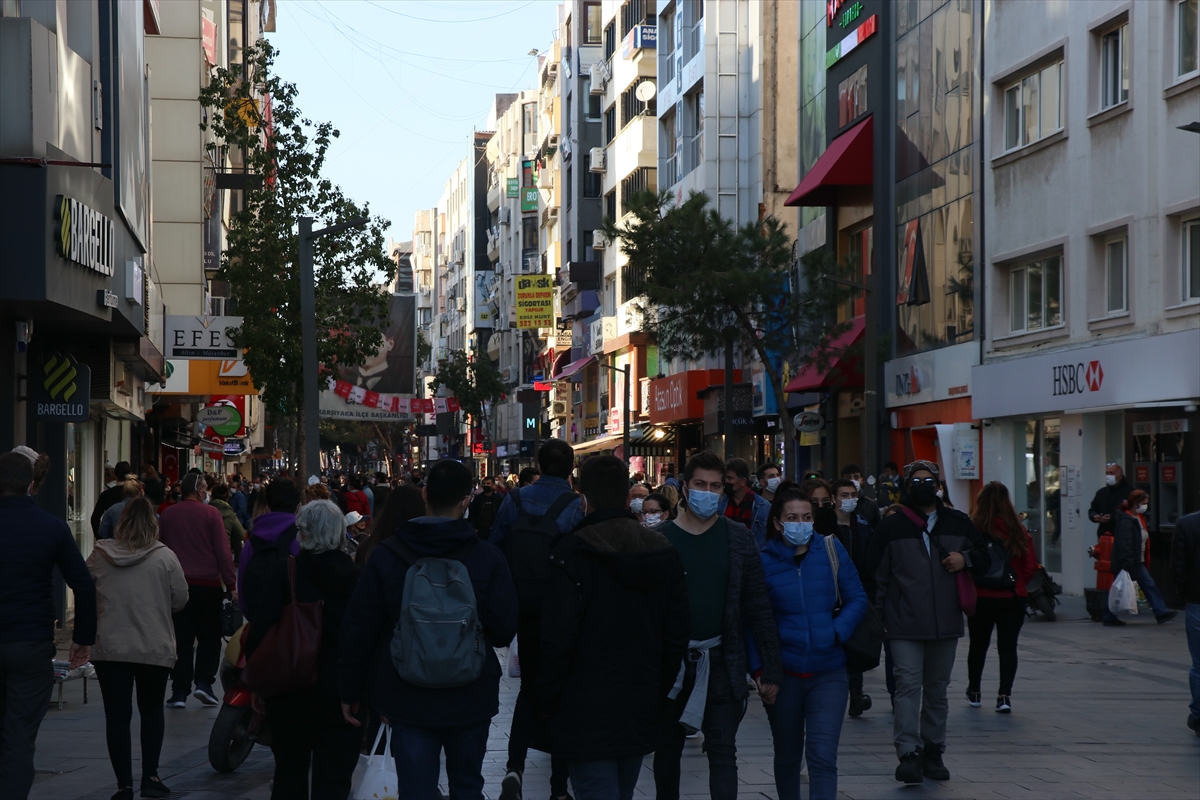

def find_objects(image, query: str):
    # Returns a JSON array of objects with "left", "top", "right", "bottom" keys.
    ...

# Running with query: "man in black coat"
[
  {"left": 90, "top": 460, "right": 132, "bottom": 535},
  {"left": 469, "top": 475, "right": 503, "bottom": 541},
  {"left": 539, "top": 455, "right": 689, "bottom": 798},
  {"left": 1170, "top": 509, "right": 1200, "bottom": 735},
  {"left": 1088, "top": 463, "right": 1133, "bottom": 539}
]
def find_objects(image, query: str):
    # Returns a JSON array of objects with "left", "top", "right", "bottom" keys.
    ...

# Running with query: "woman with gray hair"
[{"left": 245, "top": 500, "right": 362, "bottom": 800}]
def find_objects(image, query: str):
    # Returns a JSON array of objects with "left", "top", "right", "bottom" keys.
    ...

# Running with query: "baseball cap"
[{"left": 345, "top": 511, "right": 364, "bottom": 527}]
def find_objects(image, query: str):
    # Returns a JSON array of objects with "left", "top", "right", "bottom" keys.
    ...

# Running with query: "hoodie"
[
  {"left": 86, "top": 540, "right": 189, "bottom": 667},
  {"left": 338, "top": 516, "right": 518, "bottom": 728},
  {"left": 237, "top": 511, "right": 300, "bottom": 615},
  {"left": 538, "top": 510, "right": 690, "bottom": 759}
]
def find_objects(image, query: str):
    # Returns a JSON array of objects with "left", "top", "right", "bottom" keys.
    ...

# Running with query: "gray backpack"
[{"left": 386, "top": 538, "right": 485, "bottom": 688}]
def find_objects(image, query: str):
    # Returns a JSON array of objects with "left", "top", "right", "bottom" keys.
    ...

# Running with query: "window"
[
  {"left": 1184, "top": 218, "right": 1200, "bottom": 299},
  {"left": 585, "top": 3, "right": 603, "bottom": 44},
  {"left": 566, "top": 166, "right": 573, "bottom": 209},
  {"left": 1009, "top": 255, "right": 1063, "bottom": 332},
  {"left": 603, "top": 20, "right": 617, "bottom": 61},
  {"left": 604, "top": 106, "right": 617, "bottom": 143},
  {"left": 604, "top": 189, "right": 617, "bottom": 222},
  {"left": 582, "top": 156, "right": 602, "bottom": 198},
  {"left": 1100, "top": 24, "right": 1128, "bottom": 109},
  {"left": 584, "top": 230, "right": 596, "bottom": 261},
  {"left": 688, "top": 90, "right": 704, "bottom": 172},
  {"left": 1004, "top": 61, "right": 1062, "bottom": 151},
  {"left": 1179, "top": 0, "right": 1199, "bottom": 77},
  {"left": 621, "top": 84, "right": 656, "bottom": 127},
  {"left": 620, "top": 167, "right": 656, "bottom": 214},
  {"left": 1105, "top": 237, "right": 1127, "bottom": 314},
  {"left": 622, "top": 0, "right": 654, "bottom": 36},
  {"left": 566, "top": 93, "right": 573, "bottom": 135},
  {"left": 838, "top": 64, "right": 868, "bottom": 127},
  {"left": 661, "top": 110, "right": 678, "bottom": 187},
  {"left": 587, "top": 88, "right": 601, "bottom": 121}
]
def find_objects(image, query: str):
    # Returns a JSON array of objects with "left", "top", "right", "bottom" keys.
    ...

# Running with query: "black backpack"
[
  {"left": 504, "top": 489, "right": 578, "bottom": 614},
  {"left": 972, "top": 536, "right": 1017, "bottom": 592}
]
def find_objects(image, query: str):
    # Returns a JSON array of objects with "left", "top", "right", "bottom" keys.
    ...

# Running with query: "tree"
[
  {"left": 199, "top": 42, "right": 394, "bottom": 470},
  {"left": 430, "top": 349, "right": 505, "bottom": 442},
  {"left": 602, "top": 190, "right": 856, "bottom": 476}
]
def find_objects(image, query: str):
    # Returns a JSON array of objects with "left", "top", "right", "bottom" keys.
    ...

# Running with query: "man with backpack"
[
  {"left": 488, "top": 439, "right": 583, "bottom": 800},
  {"left": 338, "top": 459, "right": 518, "bottom": 798}
]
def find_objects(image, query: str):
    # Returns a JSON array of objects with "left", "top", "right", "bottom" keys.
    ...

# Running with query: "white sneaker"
[{"left": 499, "top": 771, "right": 522, "bottom": 800}]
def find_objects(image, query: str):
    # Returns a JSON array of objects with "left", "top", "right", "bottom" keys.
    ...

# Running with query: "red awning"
[
  {"left": 785, "top": 318, "right": 866, "bottom": 392},
  {"left": 784, "top": 115, "right": 874, "bottom": 207},
  {"left": 553, "top": 355, "right": 596, "bottom": 382}
]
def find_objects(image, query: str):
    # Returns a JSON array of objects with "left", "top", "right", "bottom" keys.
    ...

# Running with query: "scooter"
[
  {"left": 1026, "top": 563, "right": 1061, "bottom": 621},
  {"left": 208, "top": 626, "right": 271, "bottom": 773}
]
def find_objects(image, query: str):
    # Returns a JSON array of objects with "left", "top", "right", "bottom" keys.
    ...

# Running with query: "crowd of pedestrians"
[{"left": 1, "top": 440, "right": 1199, "bottom": 800}]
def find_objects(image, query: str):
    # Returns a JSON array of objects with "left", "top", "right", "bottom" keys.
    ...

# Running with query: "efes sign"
[
  {"left": 32, "top": 351, "right": 91, "bottom": 422},
  {"left": 56, "top": 196, "right": 115, "bottom": 276}
]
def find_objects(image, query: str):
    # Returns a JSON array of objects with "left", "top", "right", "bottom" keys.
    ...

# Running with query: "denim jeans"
[
  {"left": 1186, "top": 604, "right": 1200, "bottom": 719},
  {"left": 390, "top": 721, "right": 490, "bottom": 800},
  {"left": 0, "top": 640, "right": 55, "bottom": 800},
  {"left": 890, "top": 638, "right": 958, "bottom": 758},
  {"left": 568, "top": 756, "right": 643, "bottom": 800},
  {"left": 1135, "top": 565, "right": 1170, "bottom": 617},
  {"left": 763, "top": 670, "right": 848, "bottom": 800}
]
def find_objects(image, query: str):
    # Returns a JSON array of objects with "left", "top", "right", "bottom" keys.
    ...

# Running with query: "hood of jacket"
[
  {"left": 569, "top": 513, "right": 678, "bottom": 591},
  {"left": 399, "top": 516, "right": 478, "bottom": 557},
  {"left": 249, "top": 511, "right": 296, "bottom": 544},
  {"left": 92, "top": 538, "right": 169, "bottom": 567}
]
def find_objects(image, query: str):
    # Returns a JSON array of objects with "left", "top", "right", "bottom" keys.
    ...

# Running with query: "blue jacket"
[
  {"left": 229, "top": 489, "right": 250, "bottom": 528},
  {"left": 487, "top": 476, "right": 583, "bottom": 550},
  {"left": 747, "top": 535, "right": 868, "bottom": 676},
  {"left": 718, "top": 490, "right": 772, "bottom": 550}
]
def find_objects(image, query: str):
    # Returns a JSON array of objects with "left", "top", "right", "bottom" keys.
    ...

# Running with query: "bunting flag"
[
  {"left": 435, "top": 398, "right": 448, "bottom": 414},
  {"left": 349, "top": 385, "right": 367, "bottom": 405},
  {"left": 333, "top": 381, "right": 352, "bottom": 399},
  {"left": 364, "top": 391, "right": 380, "bottom": 409},
  {"left": 446, "top": 397, "right": 461, "bottom": 413},
  {"left": 322, "top": 377, "right": 463, "bottom": 415}
]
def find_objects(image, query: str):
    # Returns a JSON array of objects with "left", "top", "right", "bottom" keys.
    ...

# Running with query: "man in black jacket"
[
  {"left": 0, "top": 451, "right": 97, "bottom": 799},
  {"left": 1171, "top": 509, "right": 1200, "bottom": 735},
  {"left": 1088, "top": 463, "right": 1133, "bottom": 539},
  {"left": 870, "top": 460, "right": 991, "bottom": 785},
  {"left": 539, "top": 456, "right": 689, "bottom": 799},
  {"left": 90, "top": 460, "right": 132, "bottom": 535},
  {"left": 469, "top": 475, "right": 503, "bottom": 541},
  {"left": 338, "top": 459, "right": 518, "bottom": 799}
]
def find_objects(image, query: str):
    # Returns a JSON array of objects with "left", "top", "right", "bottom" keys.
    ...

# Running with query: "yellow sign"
[
  {"left": 151, "top": 360, "right": 259, "bottom": 395},
  {"left": 515, "top": 275, "right": 555, "bottom": 329}
]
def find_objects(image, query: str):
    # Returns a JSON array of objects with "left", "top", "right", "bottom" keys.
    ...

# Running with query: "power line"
[{"left": 362, "top": 0, "right": 539, "bottom": 24}]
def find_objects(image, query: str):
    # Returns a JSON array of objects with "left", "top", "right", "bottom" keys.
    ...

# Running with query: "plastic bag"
[
  {"left": 350, "top": 726, "right": 398, "bottom": 800},
  {"left": 1107, "top": 570, "right": 1139, "bottom": 616},
  {"left": 506, "top": 635, "right": 521, "bottom": 678}
]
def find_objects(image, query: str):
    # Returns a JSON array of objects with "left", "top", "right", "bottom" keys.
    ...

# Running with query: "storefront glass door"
[{"left": 1016, "top": 418, "right": 1062, "bottom": 572}]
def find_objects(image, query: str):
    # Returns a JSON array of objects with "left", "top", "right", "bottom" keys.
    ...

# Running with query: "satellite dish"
[{"left": 635, "top": 81, "right": 657, "bottom": 103}]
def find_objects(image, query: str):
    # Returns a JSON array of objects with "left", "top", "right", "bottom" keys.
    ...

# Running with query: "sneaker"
[
  {"left": 1156, "top": 611, "right": 1177, "bottom": 625},
  {"left": 921, "top": 745, "right": 950, "bottom": 781},
  {"left": 965, "top": 689, "right": 982, "bottom": 707},
  {"left": 140, "top": 776, "right": 171, "bottom": 799},
  {"left": 1187, "top": 715, "right": 1200, "bottom": 736},
  {"left": 193, "top": 683, "right": 219, "bottom": 706},
  {"left": 499, "top": 771, "right": 522, "bottom": 800},
  {"left": 165, "top": 693, "right": 187, "bottom": 709},
  {"left": 1102, "top": 618, "right": 1127, "bottom": 626},
  {"left": 111, "top": 788, "right": 133, "bottom": 800},
  {"left": 996, "top": 695, "right": 1012, "bottom": 713},
  {"left": 895, "top": 751, "right": 923, "bottom": 784},
  {"left": 848, "top": 693, "right": 872, "bottom": 717}
]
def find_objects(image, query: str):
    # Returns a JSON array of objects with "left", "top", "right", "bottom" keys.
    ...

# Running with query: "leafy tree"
[
  {"left": 602, "top": 190, "right": 856, "bottom": 475},
  {"left": 430, "top": 349, "right": 505, "bottom": 440},
  {"left": 199, "top": 42, "right": 394, "bottom": 466}
]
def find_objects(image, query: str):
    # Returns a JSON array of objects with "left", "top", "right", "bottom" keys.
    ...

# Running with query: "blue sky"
[{"left": 266, "top": 0, "right": 560, "bottom": 243}]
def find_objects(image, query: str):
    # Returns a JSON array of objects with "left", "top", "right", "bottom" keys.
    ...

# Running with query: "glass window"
[
  {"left": 1014, "top": 418, "right": 1062, "bottom": 574},
  {"left": 585, "top": 3, "right": 603, "bottom": 44},
  {"left": 1106, "top": 238, "right": 1127, "bottom": 313},
  {"left": 1003, "top": 61, "right": 1062, "bottom": 151},
  {"left": 1180, "top": 0, "right": 1199, "bottom": 77},
  {"left": 1010, "top": 255, "right": 1063, "bottom": 332},
  {"left": 1185, "top": 218, "right": 1200, "bottom": 300},
  {"left": 1044, "top": 255, "right": 1062, "bottom": 327},
  {"left": 1101, "top": 24, "right": 1129, "bottom": 109},
  {"left": 1039, "top": 63, "right": 1060, "bottom": 132},
  {"left": 1004, "top": 86, "right": 1020, "bottom": 150},
  {"left": 1021, "top": 73, "right": 1039, "bottom": 146}
]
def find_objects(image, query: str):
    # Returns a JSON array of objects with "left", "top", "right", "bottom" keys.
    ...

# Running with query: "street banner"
[
  {"left": 515, "top": 275, "right": 555, "bottom": 329},
  {"left": 319, "top": 294, "right": 416, "bottom": 421}
]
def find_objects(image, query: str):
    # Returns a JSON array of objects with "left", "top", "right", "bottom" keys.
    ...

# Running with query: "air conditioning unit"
[
  {"left": 499, "top": 207, "right": 512, "bottom": 225},
  {"left": 456, "top": 296, "right": 467, "bottom": 312},
  {"left": 589, "top": 147, "right": 606, "bottom": 172},
  {"left": 592, "top": 230, "right": 607, "bottom": 249},
  {"left": 548, "top": 133, "right": 560, "bottom": 148},
  {"left": 548, "top": 62, "right": 559, "bottom": 77},
  {"left": 547, "top": 206, "right": 559, "bottom": 219},
  {"left": 589, "top": 61, "right": 609, "bottom": 91},
  {"left": 537, "top": 170, "right": 554, "bottom": 190},
  {"left": 551, "top": 401, "right": 568, "bottom": 418}
]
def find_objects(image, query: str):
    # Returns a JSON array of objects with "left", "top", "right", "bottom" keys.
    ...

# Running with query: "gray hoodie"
[{"left": 86, "top": 540, "right": 190, "bottom": 667}]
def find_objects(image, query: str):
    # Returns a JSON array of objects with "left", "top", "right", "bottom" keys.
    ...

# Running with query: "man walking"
[
  {"left": 831, "top": 477, "right": 876, "bottom": 717},
  {"left": 338, "top": 459, "right": 518, "bottom": 798},
  {"left": 0, "top": 451, "right": 96, "bottom": 800},
  {"left": 718, "top": 457, "right": 771, "bottom": 550},
  {"left": 841, "top": 463, "right": 880, "bottom": 526},
  {"left": 1171, "top": 509, "right": 1200, "bottom": 736},
  {"left": 90, "top": 460, "right": 132, "bottom": 536},
  {"left": 159, "top": 472, "right": 237, "bottom": 708},
  {"left": 469, "top": 475, "right": 504, "bottom": 541},
  {"left": 489, "top": 440, "right": 583, "bottom": 800},
  {"left": 539, "top": 455, "right": 689, "bottom": 800},
  {"left": 1088, "top": 463, "right": 1133, "bottom": 539},
  {"left": 757, "top": 462, "right": 782, "bottom": 503},
  {"left": 654, "top": 452, "right": 782, "bottom": 800},
  {"left": 870, "top": 460, "right": 991, "bottom": 784}
]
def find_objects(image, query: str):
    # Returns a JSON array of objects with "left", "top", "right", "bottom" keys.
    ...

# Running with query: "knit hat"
[
  {"left": 903, "top": 460, "right": 940, "bottom": 480},
  {"left": 11, "top": 446, "right": 39, "bottom": 466}
]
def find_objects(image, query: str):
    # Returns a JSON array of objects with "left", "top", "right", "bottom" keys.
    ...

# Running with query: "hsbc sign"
[{"left": 1052, "top": 360, "right": 1104, "bottom": 396}]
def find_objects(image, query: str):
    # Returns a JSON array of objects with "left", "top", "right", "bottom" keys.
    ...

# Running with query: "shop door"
[{"left": 1015, "top": 418, "right": 1062, "bottom": 573}]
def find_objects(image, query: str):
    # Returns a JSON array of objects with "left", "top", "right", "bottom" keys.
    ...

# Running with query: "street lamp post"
[
  {"left": 597, "top": 361, "right": 631, "bottom": 464},
  {"left": 299, "top": 215, "right": 369, "bottom": 479}
]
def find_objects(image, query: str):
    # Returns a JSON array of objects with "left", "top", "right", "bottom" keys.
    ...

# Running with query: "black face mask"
[
  {"left": 812, "top": 503, "right": 838, "bottom": 534},
  {"left": 724, "top": 482, "right": 738, "bottom": 497},
  {"left": 909, "top": 482, "right": 938, "bottom": 506}
]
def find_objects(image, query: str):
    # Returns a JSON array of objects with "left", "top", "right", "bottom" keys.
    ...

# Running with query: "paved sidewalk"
[{"left": 31, "top": 596, "right": 1199, "bottom": 799}]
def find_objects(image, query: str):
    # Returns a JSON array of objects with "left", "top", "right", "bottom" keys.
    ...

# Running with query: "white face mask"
[
  {"left": 851, "top": 479, "right": 861, "bottom": 491},
  {"left": 1136, "top": 504, "right": 1148, "bottom": 514},
  {"left": 629, "top": 497, "right": 645, "bottom": 514},
  {"left": 1105, "top": 475, "right": 1117, "bottom": 486},
  {"left": 765, "top": 477, "right": 782, "bottom": 493},
  {"left": 935, "top": 489, "right": 944, "bottom": 499},
  {"left": 839, "top": 498, "right": 858, "bottom": 514},
  {"left": 643, "top": 512, "right": 664, "bottom": 526}
]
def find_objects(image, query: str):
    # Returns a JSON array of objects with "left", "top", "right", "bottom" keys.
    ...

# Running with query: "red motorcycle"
[{"left": 208, "top": 630, "right": 271, "bottom": 773}]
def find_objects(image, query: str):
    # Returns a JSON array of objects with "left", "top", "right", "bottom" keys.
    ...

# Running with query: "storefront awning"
[
  {"left": 553, "top": 355, "right": 595, "bottom": 382},
  {"left": 572, "top": 433, "right": 623, "bottom": 455},
  {"left": 784, "top": 115, "right": 873, "bottom": 207},
  {"left": 785, "top": 318, "right": 866, "bottom": 392}
]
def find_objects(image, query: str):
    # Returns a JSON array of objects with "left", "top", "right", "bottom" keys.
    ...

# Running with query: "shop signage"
[
  {"left": 620, "top": 23, "right": 656, "bottom": 59},
  {"left": 972, "top": 328, "right": 1200, "bottom": 418},
  {"left": 584, "top": 417, "right": 600, "bottom": 437},
  {"left": 97, "top": 289, "right": 118, "bottom": 308},
  {"left": 197, "top": 405, "right": 235, "bottom": 428},
  {"left": 202, "top": 395, "right": 246, "bottom": 436},
  {"left": 507, "top": 178, "right": 520, "bottom": 198},
  {"left": 826, "top": 14, "right": 877, "bottom": 68},
  {"left": 793, "top": 411, "right": 825, "bottom": 432},
  {"left": 56, "top": 196, "right": 115, "bottom": 276},
  {"left": 884, "top": 342, "right": 977, "bottom": 408},
  {"left": 521, "top": 187, "right": 539, "bottom": 213},
  {"left": 164, "top": 315, "right": 243, "bottom": 359},
  {"left": 150, "top": 359, "right": 259, "bottom": 396},
  {"left": 223, "top": 438, "right": 247, "bottom": 456},
  {"left": 1161, "top": 419, "right": 1190, "bottom": 434},
  {"left": 515, "top": 275, "right": 555, "bottom": 329},
  {"left": 647, "top": 370, "right": 726, "bottom": 425},
  {"left": 32, "top": 351, "right": 91, "bottom": 422}
]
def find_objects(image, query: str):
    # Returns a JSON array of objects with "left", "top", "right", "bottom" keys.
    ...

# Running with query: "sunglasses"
[{"left": 910, "top": 477, "right": 939, "bottom": 486}]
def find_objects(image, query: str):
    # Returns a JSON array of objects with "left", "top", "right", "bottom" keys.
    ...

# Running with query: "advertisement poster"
[
  {"left": 319, "top": 294, "right": 417, "bottom": 421},
  {"left": 475, "top": 270, "right": 496, "bottom": 329},
  {"left": 515, "top": 275, "right": 555, "bottom": 329}
]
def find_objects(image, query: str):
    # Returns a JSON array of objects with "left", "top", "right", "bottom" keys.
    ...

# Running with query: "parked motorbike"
[
  {"left": 208, "top": 626, "right": 270, "bottom": 773},
  {"left": 1026, "top": 563, "right": 1061, "bottom": 621}
]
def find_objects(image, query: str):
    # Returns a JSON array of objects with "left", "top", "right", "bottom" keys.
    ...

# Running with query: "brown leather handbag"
[{"left": 241, "top": 556, "right": 323, "bottom": 697}]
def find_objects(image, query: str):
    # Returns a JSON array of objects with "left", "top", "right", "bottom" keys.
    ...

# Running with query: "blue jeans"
[
  {"left": 1136, "top": 565, "right": 1170, "bottom": 617},
  {"left": 763, "top": 670, "right": 848, "bottom": 800},
  {"left": 568, "top": 756, "right": 643, "bottom": 800},
  {"left": 390, "top": 721, "right": 490, "bottom": 800},
  {"left": 1187, "top": 604, "right": 1200, "bottom": 719}
]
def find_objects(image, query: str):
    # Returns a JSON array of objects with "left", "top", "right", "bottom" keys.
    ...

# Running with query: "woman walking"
[
  {"left": 747, "top": 487, "right": 868, "bottom": 800},
  {"left": 965, "top": 482, "right": 1039, "bottom": 713},
  {"left": 86, "top": 497, "right": 189, "bottom": 800},
  {"left": 1111, "top": 489, "right": 1177, "bottom": 625},
  {"left": 246, "top": 500, "right": 361, "bottom": 800},
  {"left": 209, "top": 483, "right": 247, "bottom": 559}
]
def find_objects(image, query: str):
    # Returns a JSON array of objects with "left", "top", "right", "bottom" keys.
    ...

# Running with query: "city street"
[{"left": 33, "top": 596, "right": 1200, "bottom": 800}]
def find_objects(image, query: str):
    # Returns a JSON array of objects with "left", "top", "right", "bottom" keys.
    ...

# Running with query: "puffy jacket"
[
  {"left": 1111, "top": 511, "right": 1151, "bottom": 577},
  {"left": 87, "top": 540, "right": 189, "bottom": 667},
  {"left": 344, "top": 490, "right": 370, "bottom": 518},
  {"left": 747, "top": 536, "right": 868, "bottom": 677},
  {"left": 1170, "top": 511, "right": 1200, "bottom": 605}
]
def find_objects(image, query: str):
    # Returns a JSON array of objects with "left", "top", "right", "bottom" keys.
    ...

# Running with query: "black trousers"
[
  {"left": 93, "top": 661, "right": 171, "bottom": 788},
  {"left": 0, "top": 640, "right": 55, "bottom": 800},
  {"left": 266, "top": 685, "right": 362, "bottom": 800},
  {"left": 171, "top": 584, "right": 223, "bottom": 696},
  {"left": 966, "top": 595, "right": 1027, "bottom": 696},
  {"left": 506, "top": 614, "right": 570, "bottom": 796}
]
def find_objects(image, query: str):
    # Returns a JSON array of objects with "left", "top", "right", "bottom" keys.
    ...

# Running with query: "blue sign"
[{"left": 621, "top": 24, "right": 657, "bottom": 59}]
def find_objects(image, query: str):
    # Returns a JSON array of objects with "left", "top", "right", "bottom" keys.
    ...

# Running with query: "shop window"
[
  {"left": 1099, "top": 23, "right": 1129, "bottom": 110},
  {"left": 838, "top": 64, "right": 868, "bottom": 128},
  {"left": 1015, "top": 418, "right": 1062, "bottom": 573},
  {"left": 1003, "top": 61, "right": 1062, "bottom": 151},
  {"left": 1178, "top": 0, "right": 1199, "bottom": 78},
  {"left": 1009, "top": 254, "right": 1063, "bottom": 333},
  {"left": 1184, "top": 218, "right": 1200, "bottom": 300},
  {"left": 841, "top": 224, "right": 873, "bottom": 320},
  {"left": 1104, "top": 237, "right": 1127, "bottom": 314}
]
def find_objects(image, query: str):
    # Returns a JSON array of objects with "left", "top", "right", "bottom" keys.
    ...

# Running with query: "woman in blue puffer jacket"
[{"left": 747, "top": 486, "right": 868, "bottom": 800}]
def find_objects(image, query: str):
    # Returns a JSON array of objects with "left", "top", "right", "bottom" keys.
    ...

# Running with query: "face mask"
[
  {"left": 1105, "top": 475, "right": 1117, "bottom": 486},
  {"left": 630, "top": 497, "right": 644, "bottom": 514},
  {"left": 723, "top": 483, "right": 737, "bottom": 497},
  {"left": 851, "top": 479, "right": 861, "bottom": 491},
  {"left": 935, "top": 489, "right": 944, "bottom": 499},
  {"left": 765, "top": 477, "right": 781, "bottom": 493},
  {"left": 643, "top": 512, "right": 664, "bottom": 526},
  {"left": 909, "top": 482, "right": 938, "bottom": 505},
  {"left": 687, "top": 489, "right": 720, "bottom": 519},
  {"left": 840, "top": 498, "right": 858, "bottom": 514},
  {"left": 1136, "top": 504, "right": 1148, "bottom": 514},
  {"left": 781, "top": 520, "right": 815, "bottom": 546},
  {"left": 202, "top": 496, "right": 210, "bottom": 504}
]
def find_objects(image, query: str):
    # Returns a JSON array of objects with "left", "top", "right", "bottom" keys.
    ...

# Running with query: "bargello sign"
[{"left": 56, "top": 195, "right": 115, "bottom": 276}]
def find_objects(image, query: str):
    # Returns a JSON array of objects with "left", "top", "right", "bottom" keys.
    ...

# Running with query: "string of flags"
[{"left": 326, "top": 378, "right": 461, "bottom": 414}]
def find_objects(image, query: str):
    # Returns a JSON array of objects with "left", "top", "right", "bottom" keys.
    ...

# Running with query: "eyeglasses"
[{"left": 910, "top": 477, "right": 939, "bottom": 486}]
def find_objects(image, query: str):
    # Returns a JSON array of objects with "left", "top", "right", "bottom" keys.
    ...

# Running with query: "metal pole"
[
  {"left": 623, "top": 363, "right": 630, "bottom": 466},
  {"left": 299, "top": 216, "right": 319, "bottom": 479},
  {"left": 862, "top": 272, "right": 879, "bottom": 484},
  {"left": 723, "top": 332, "right": 735, "bottom": 460}
]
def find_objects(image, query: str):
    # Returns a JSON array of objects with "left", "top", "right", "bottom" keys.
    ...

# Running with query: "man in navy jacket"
[
  {"left": 339, "top": 459, "right": 518, "bottom": 799},
  {"left": 0, "top": 450, "right": 97, "bottom": 799}
]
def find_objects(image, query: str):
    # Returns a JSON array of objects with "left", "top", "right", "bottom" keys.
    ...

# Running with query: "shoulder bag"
[
  {"left": 900, "top": 506, "right": 977, "bottom": 617},
  {"left": 241, "top": 556, "right": 323, "bottom": 697},
  {"left": 825, "top": 536, "right": 884, "bottom": 672}
]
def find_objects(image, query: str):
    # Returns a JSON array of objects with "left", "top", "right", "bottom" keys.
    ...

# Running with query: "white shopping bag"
[
  {"left": 350, "top": 726, "right": 398, "bottom": 800},
  {"left": 507, "top": 634, "right": 521, "bottom": 678},
  {"left": 1107, "top": 570, "right": 1139, "bottom": 616}
]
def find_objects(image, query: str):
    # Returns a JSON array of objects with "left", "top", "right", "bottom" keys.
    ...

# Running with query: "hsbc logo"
[{"left": 1052, "top": 360, "right": 1103, "bottom": 396}]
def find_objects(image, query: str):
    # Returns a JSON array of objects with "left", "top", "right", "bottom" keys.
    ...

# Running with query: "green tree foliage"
[
  {"left": 199, "top": 42, "right": 394, "bottom": 424},
  {"left": 602, "top": 190, "right": 856, "bottom": 472},
  {"left": 430, "top": 349, "right": 505, "bottom": 434}
]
